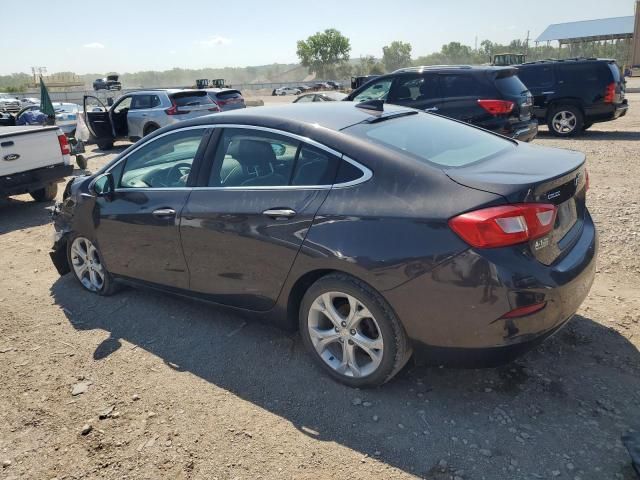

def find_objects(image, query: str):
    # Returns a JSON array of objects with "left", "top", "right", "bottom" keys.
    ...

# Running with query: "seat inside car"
[{"left": 235, "top": 140, "right": 287, "bottom": 186}]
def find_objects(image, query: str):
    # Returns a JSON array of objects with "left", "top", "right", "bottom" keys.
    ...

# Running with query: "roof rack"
[
  {"left": 520, "top": 57, "right": 607, "bottom": 65},
  {"left": 393, "top": 65, "right": 474, "bottom": 73}
]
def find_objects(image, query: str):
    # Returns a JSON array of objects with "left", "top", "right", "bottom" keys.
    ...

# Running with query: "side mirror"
[
  {"left": 89, "top": 173, "right": 114, "bottom": 199},
  {"left": 107, "top": 97, "right": 114, "bottom": 107}
]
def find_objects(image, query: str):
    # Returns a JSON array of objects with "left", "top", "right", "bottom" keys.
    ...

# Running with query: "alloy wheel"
[
  {"left": 307, "top": 291, "right": 384, "bottom": 378},
  {"left": 551, "top": 110, "right": 577, "bottom": 134},
  {"left": 70, "top": 237, "right": 105, "bottom": 292}
]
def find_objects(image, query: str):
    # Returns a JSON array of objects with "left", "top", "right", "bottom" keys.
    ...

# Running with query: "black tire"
[
  {"left": 75, "top": 155, "right": 87, "bottom": 170},
  {"left": 582, "top": 122, "right": 593, "bottom": 131},
  {"left": 299, "top": 273, "right": 412, "bottom": 388},
  {"left": 30, "top": 183, "right": 58, "bottom": 202},
  {"left": 96, "top": 140, "right": 113, "bottom": 150},
  {"left": 66, "top": 234, "right": 118, "bottom": 296},
  {"left": 143, "top": 124, "right": 158, "bottom": 136},
  {"left": 547, "top": 104, "right": 583, "bottom": 137}
]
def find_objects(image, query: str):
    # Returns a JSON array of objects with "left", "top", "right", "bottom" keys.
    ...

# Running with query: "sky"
[{"left": 1, "top": 0, "right": 635, "bottom": 75}]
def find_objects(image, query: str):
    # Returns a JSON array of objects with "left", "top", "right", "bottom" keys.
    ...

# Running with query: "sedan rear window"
[{"left": 345, "top": 113, "right": 513, "bottom": 167}]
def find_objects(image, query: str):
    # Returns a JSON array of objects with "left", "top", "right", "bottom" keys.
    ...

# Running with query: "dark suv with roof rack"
[
  {"left": 515, "top": 58, "right": 628, "bottom": 137},
  {"left": 345, "top": 65, "right": 538, "bottom": 142}
]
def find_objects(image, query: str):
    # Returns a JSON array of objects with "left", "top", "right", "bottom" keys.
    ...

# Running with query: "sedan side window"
[
  {"left": 209, "top": 129, "right": 299, "bottom": 187},
  {"left": 353, "top": 79, "right": 393, "bottom": 103},
  {"left": 117, "top": 129, "right": 207, "bottom": 189}
]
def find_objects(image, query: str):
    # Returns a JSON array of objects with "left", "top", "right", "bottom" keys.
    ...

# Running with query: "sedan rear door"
[{"left": 180, "top": 127, "right": 342, "bottom": 311}]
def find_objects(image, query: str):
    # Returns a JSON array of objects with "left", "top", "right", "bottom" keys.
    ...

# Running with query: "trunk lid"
[{"left": 445, "top": 142, "right": 587, "bottom": 264}]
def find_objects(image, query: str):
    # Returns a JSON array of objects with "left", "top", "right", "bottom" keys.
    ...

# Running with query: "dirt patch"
[{"left": 1, "top": 96, "right": 639, "bottom": 480}]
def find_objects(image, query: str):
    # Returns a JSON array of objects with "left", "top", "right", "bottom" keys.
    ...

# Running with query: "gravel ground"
[{"left": 0, "top": 95, "right": 639, "bottom": 480}]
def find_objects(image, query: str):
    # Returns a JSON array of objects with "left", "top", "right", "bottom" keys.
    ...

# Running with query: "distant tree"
[
  {"left": 354, "top": 55, "right": 376, "bottom": 76},
  {"left": 296, "top": 28, "right": 351, "bottom": 79},
  {"left": 382, "top": 41, "right": 412, "bottom": 72},
  {"left": 336, "top": 61, "right": 353, "bottom": 80},
  {"left": 370, "top": 62, "right": 386, "bottom": 75}
]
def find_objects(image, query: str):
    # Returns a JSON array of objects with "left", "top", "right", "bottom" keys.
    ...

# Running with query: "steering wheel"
[{"left": 165, "top": 162, "right": 192, "bottom": 187}]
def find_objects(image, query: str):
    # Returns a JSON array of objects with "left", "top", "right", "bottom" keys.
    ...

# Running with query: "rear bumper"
[
  {"left": 510, "top": 120, "right": 538, "bottom": 142},
  {"left": 384, "top": 210, "right": 597, "bottom": 365},
  {"left": 585, "top": 100, "right": 628, "bottom": 123},
  {"left": 0, "top": 163, "right": 73, "bottom": 197}
]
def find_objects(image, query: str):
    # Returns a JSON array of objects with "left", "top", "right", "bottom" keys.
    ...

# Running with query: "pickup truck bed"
[{"left": 1, "top": 126, "right": 73, "bottom": 201}]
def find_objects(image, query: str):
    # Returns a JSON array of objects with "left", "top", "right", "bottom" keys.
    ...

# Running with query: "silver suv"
[{"left": 83, "top": 89, "right": 219, "bottom": 150}]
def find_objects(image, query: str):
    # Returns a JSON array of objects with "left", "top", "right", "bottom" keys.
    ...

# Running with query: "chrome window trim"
[{"left": 107, "top": 123, "right": 372, "bottom": 192}]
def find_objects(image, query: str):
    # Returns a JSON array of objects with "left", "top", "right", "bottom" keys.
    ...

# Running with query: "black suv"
[
  {"left": 345, "top": 66, "right": 538, "bottom": 142},
  {"left": 515, "top": 58, "right": 628, "bottom": 137}
]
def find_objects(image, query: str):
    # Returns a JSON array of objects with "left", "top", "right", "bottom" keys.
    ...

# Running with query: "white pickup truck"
[{"left": 0, "top": 126, "right": 73, "bottom": 202}]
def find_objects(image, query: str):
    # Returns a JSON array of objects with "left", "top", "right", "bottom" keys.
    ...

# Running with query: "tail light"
[
  {"left": 165, "top": 100, "right": 188, "bottom": 115},
  {"left": 477, "top": 99, "right": 514, "bottom": 116},
  {"left": 58, "top": 133, "right": 71, "bottom": 155},
  {"left": 448, "top": 203, "right": 557, "bottom": 248},
  {"left": 603, "top": 82, "right": 615, "bottom": 103}
]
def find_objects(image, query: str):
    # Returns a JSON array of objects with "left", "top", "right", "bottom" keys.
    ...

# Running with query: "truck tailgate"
[{"left": 0, "top": 126, "right": 67, "bottom": 177}]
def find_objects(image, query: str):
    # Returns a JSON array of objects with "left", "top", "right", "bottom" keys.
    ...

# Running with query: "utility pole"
[
  {"left": 525, "top": 30, "right": 530, "bottom": 55},
  {"left": 632, "top": 0, "right": 640, "bottom": 66}
]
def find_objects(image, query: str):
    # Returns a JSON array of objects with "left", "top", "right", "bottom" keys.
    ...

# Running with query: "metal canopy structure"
[{"left": 536, "top": 16, "right": 634, "bottom": 44}]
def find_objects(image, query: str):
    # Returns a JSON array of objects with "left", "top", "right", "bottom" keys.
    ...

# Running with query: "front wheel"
[
  {"left": 299, "top": 273, "right": 412, "bottom": 388},
  {"left": 67, "top": 235, "right": 117, "bottom": 295},
  {"left": 547, "top": 105, "right": 583, "bottom": 137},
  {"left": 30, "top": 183, "right": 58, "bottom": 202}
]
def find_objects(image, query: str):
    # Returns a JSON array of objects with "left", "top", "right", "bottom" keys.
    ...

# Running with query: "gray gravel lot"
[{"left": 0, "top": 95, "right": 639, "bottom": 480}]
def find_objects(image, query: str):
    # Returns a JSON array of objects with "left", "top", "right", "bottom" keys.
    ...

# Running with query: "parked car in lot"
[
  {"left": 205, "top": 88, "right": 246, "bottom": 111},
  {"left": 50, "top": 102, "right": 596, "bottom": 387},
  {"left": 312, "top": 82, "right": 331, "bottom": 91},
  {"left": 0, "top": 94, "right": 21, "bottom": 113},
  {"left": 326, "top": 81, "right": 343, "bottom": 90},
  {"left": 83, "top": 89, "right": 218, "bottom": 150},
  {"left": 20, "top": 97, "right": 40, "bottom": 107},
  {"left": 346, "top": 65, "right": 538, "bottom": 142},
  {"left": 515, "top": 58, "right": 628, "bottom": 137},
  {"left": 16, "top": 102, "right": 82, "bottom": 135},
  {"left": 1, "top": 125, "right": 72, "bottom": 202},
  {"left": 293, "top": 91, "right": 348, "bottom": 103},
  {"left": 93, "top": 75, "right": 122, "bottom": 91},
  {"left": 273, "top": 87, "right": 301, "bottom": 96}
]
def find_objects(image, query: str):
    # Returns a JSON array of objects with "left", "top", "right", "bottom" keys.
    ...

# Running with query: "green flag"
[{"left": 39, "top": 76, "right": 55, "bottom": 117}]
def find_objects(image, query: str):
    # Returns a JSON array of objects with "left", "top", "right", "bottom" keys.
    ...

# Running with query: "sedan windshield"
[{"left": 345, "top": 112, "right": 513, "bottom": 167}]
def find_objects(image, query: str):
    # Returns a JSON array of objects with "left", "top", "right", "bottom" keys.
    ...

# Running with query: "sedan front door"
[
  {"left": 180, "top": 127, "right": 341, "bottom": 311},
  {"left": 95, "top": 126, "right": 212, "bottom": 289}
]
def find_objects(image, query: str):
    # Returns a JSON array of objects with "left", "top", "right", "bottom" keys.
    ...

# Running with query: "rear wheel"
[
  {"left": 30, "top": 183, "right": 57, "bottom": 202},
  {"left": 67, "top": 235, "right": 117, "bottom": 295},
  {"left": 143, "top": 124, "right": 158, "bottom": 136},
  {"left": 547, "top": 105, "right": 583, "bottom": 137},
  {"left": 299, "top": 273, "right": 412, "bottom": 388}
]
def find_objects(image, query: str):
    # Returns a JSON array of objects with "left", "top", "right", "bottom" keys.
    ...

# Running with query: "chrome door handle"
[
  {"left": 424, "top": 107, "right": 438, "bottom": 112},
  {"left": 152, "top": 208, "right": 176, "bottom": 218},
  {"left": 262, "top": 208, "right": 296, "bottom": 219},
  {"left": 542, "top": 91, "right": 555, "bottom": 95}
]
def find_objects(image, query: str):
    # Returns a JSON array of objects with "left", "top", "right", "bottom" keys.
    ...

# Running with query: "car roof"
[
  {"left": 393, "top": 65, "right": 515, "bottom": 74},
  {"left": 519, "top": 57, "right": 616, "bottom": 66},
  {"left": 179, "top": 101, "right": 414, "bottom": 132}
]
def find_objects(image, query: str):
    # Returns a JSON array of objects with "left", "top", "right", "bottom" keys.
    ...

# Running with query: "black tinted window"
[
  {"left": 172, "top": 92, "right": 213, "bottom": 106},
  {"left": 556, "top": 63, "right": 610, "bottom": 85},
  {"left": 335, "top": 160, "right": 365, "bottom": 184},
  {"left": 291, "top": 146, "right": 339, "bottom": 186},
  {"left": 516, "top": 66, "right": 554, "bottom": 88},
  {"left": 495, "top": 74, "right": 528, "bottom": 95},
  {"left": 131, "top": 95, "right": 152, "bottom": 109},
  {"left": 439, "top": 74, "right": 493, "bottom": 97},
  {"left": 389, "top": 74, "right": 439, "bottom": 102}
]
